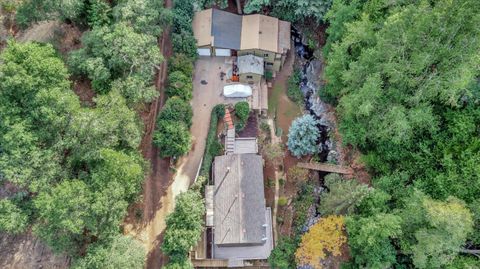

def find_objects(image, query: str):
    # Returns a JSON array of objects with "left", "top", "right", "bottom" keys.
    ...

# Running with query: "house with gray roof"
[
  {"left": 192, "top": 8, "right": 291, "bottom": 73},
  {"left": 204, "top": 154, "right": 273, "bottom": 265}
]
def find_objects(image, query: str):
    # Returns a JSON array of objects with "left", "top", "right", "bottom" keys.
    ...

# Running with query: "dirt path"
[
  {"left": 268, "top": 51, "right": 302, "bottom": 143},
  {"left": 267, "top": 119, "right": 283, "bottom": 245},
  {"left": 122, "top": 0, "right": 176, "bottom": 268}
]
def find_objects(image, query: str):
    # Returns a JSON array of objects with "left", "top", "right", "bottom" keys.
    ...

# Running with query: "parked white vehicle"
[{"left": 223, "top": 84, "right": 252, "bottom": 98}]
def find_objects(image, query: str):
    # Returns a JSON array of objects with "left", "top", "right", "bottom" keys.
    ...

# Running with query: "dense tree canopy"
[
  {"left": 323, "top": 0, "right": 480, "bottom": 266},
  {"left": 244, "top": 0, "right": 332, "bottom": 23},
  {"left": 69, "top": 22, "right": 162, "bottom": 95},
  {"left": 0, "top": 41, "right": 145, "bottom": 256}
]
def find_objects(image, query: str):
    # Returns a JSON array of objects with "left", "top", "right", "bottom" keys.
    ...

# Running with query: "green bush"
[
  {"left": 158, "top": 97, "right": 193, "bottom": 128},
  {"left": 235, "top": 101, "right": 250, "bottom": 132},
  {"left": 169, "top": 53, "right": 194, "bottom": 76},
  {"left": 235, "top": 121, "right": 245, "bottom": 132},
  {"left": 209, "top": 139, "right": 224, "bottom": 157},
  {"left": 268, "top": 236, "right": 297, "bottom": 269},
  {"left": 199, "top": 104, "right": 225, "bottom": 177},
  {"left": 287, "top": 69, "right": 303, "bottom": 104},
  {"left": 278, "top": 196, "right": 288, "bottom": 206},
  {"left": 172, "top": 30, "right": 198, "bottom": 59},
  {"left": 153, "top": 121, "right": 191, "bottom": 158},
  {"left": 166, "top": 71, "right": 193, "bottom": 101},
  {"left": 162, "top": 190, "right": 204, "bottom": 262},
  {"left": 0, "top": 199, "right": 28, "bottom": 234},
  {"left": 265, "top": 70, "right": 273, "bottom": 80}
]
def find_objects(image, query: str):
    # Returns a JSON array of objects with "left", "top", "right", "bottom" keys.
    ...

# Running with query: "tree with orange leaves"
[{"left": 295, "top": 215, "right": 347, "bottom": 269}]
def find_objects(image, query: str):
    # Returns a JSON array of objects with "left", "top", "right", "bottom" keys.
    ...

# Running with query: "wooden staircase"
[{"left": 225, "top": 129, "right": 235, "bottom": 154}]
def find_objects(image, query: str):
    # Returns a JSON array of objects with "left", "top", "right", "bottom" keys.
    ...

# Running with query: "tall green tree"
[
  {"left": 113, "top": 0, "right": 172, "bottom": 36},
  {"left": 69, "top": 22, "right": 162, "bottom": 94},
  {"left": 319, "top": 173, "right": 371, "bottom": 215},
  {"left": 399, "top": 191, "right": 474, "bottom": 269},
  {"left": 346, "top": 213, "right": 402, "bottom": 268},
  {"left": 34, "top": 180, "right": 92, "bottom": 254}
]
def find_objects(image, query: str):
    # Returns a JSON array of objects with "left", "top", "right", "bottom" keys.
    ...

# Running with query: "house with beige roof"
[{"left": 193, "top": 8, "right": 291, "bottom": 73}]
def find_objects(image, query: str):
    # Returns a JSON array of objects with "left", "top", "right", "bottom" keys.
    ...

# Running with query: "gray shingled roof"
[
  {"left": 237, "top": 55, "right": 264, "bottom": 75},
  {"left": 213, "top": 154, "right": 266, "bottom": 246},
  {"left": 211, "top": 9, "right": 242, "bottom": 50}
]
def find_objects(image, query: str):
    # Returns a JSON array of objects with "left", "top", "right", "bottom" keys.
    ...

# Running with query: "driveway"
[{"left": 171, "top": 57, "right": 233, "bottom": 196}]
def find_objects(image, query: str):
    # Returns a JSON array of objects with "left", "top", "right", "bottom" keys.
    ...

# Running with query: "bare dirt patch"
[
  {"left": 0, "top": 232, "right": 70, "bottom": 269},
  {"left": 72, "top": 77, "right": 96, "bottom": 106},
  {"left": 53, "top": 23, "right": 83, "bottom": 57},
  {"left": 17, "top": 20, "right": 60, "bottom": 43}
]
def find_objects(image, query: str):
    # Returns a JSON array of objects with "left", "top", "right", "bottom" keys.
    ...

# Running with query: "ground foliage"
[{"left": 322, "top": 0, "right": 480, "bottom": 267}]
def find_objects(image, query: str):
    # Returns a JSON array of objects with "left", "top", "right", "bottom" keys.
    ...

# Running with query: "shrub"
[
  {"left": 172, "top": 30, "right": 198, "bottom": 59},
  {"left": 72, "top": 235, "right": 145, "bottom": 269},
  {"left": 235, "top": 121, "right": 245, "bottom": 132},
  {"left": 260, "top": 121, "right": 271, "bottom": 133},
  {"left": 287, "top": 115, "right": 320, "bottom": 158},
  {"left": 265, "top": 70, "right": 273, "bottom": 80},
  {"left": 235, "top": 101, "right": 250, "bottom": 123},
  {"left": 166, "top": 71, "right": 193, "bottom": 101},
  {"left": 278, "top": 196, "right": 288, "bottom": 206},
  {"left": 158, "top": 97, "right": 193, "bottom": 128},
  {"left": 199, "top": 104, "right": 225, "bottom": 177},
  {"left": 268, "top": 237, "right": 297, "bottom": 269},
  {"left": 209, "top": 139, "right": 224, "bottom": 157},
  {"left": 287, "top": 69, "right": 303, "bottom": 104},
  {"left": 169, "top": 53, "right": 194, "bottom": 76},
  {"left": 287, "top": 167, "right": 309, "bottom": 186},
  {"left": 162, "top": 190, "right": 204, "bottom": 262},
  {"left": 263, "top": 143, "right": 284, "bottom": 166},
  {"left": 153, "top": 121, "right": 191, "bottom": 158}
]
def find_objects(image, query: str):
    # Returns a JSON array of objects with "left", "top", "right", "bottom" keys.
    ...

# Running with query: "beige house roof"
[
  {"left": 192, "top": 9, "right": 213, "bottom": 47},
  {"left": 278, "top": 20, "right": 291, "bottom": 53},
  {"left": 192, "top": 9, "right": 291, "bottom": 53},
  {"left": 241, "top": 14, "right": 278, "bottom": 53}
]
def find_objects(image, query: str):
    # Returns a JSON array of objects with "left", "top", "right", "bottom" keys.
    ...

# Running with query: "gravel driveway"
[{"left": 171, "top": 57, "right": 232, "bottom": 196}]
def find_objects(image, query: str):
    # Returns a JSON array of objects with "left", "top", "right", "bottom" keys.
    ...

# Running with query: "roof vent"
[{"left": 259, "top": 31, "right": 262, "bottom": 34}]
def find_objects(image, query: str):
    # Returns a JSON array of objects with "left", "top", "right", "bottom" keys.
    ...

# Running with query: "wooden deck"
[{"left": 297, "top": 162, "right": 353, "bottom": 174}]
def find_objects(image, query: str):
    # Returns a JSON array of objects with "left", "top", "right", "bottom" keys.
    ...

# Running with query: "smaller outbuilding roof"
[{"left": 237, "top": 55, "right": 264, "bottom": 75}]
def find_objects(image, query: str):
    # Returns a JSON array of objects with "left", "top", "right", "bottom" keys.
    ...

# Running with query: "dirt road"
[{"left": 123, "top": 0, "right": 178, "bottom": 268}]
